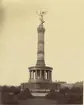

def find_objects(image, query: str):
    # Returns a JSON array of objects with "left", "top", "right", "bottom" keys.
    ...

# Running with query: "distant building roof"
[{"left": 60, "top": 83, "right": 73, "bottom": 89}]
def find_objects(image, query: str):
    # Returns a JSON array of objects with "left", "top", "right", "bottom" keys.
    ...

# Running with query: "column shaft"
[
  {"left": 37, "top": 33, "right": 44, "bottom": 61},
  {"left": 51, "top": 71, "right": 52, "bottom": 80},
  {"left": 44, "top": 71, "right": 46, "bottom": 79},
  {"left": 49, "top": 71, "right": 52, "bottom": 80},
  {"left": 36, "top": 24, "right": 45, "bottom": 66},
  {"left": 48, "top": 71, "right": 49, "bottom": 80},
  {"left": 32, "top": 71, "right": 34, "bottom": 79},
  {"left": 35, "top": 70, "right": 37, "bottom": 79},
  {"left": 31, "top": 71, "right": 32, "bottom": 79},
  {"left": 40, "top": 70, "right": 42, "bottom": 79}
]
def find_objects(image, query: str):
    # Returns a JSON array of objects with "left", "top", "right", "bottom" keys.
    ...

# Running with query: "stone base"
[{"left": 21, "top": 82, "right": 60, "bottom": 96}]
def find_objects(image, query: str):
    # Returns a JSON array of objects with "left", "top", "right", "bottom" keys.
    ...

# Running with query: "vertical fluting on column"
[{"left": 36, "top": 24, "right": 45, "bottom": 66}]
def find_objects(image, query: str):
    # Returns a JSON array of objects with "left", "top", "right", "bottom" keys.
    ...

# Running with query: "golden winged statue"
[{"left": 36, "top": 10, "right": 47, "bottom": 24}]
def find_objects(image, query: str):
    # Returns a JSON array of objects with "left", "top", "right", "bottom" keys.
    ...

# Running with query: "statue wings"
[
  {"left": 36, "top": 10, "right": 47, "bottom": 16},
  {"left": 36, "top": 10, "right": 47, "bottom": 24}
]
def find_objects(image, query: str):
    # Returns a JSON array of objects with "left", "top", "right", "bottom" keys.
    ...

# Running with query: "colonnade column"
[
  {"left": 49, "top": 71, "right": 52, "bottom": 80},
  {"left": 36, "top": 23, "right": 45, "bottom": 66},
  {"left": 44, "top": 71, "right": 46, "bottom": 79},
  {"left": 51, "top": 71, "right": 52, "bottom": 80},
  {"left": 30, "top": 71, "right": 31, "bottom": 79},
  {"left": 29, "top": 69, "right": 52, "bottom": 81},
  {"left": 32, "top": 70, "right": 34, "bottom": 79},
  {"left": 35, "top": 70, "right": 37, "bottom": 79},
  {"left": 40, "top": 70, "right": 42, "bottom": 79},
  {"left": 31, "top": 71, "right": 32, "bottom": 79},
  {"left": 48, "top": 71, "right": 49, "bottom": 80}
]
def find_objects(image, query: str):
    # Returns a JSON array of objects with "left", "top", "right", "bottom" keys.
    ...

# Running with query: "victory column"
[{"left": 21, "top": 11, "right": 59, "bottom": 96}]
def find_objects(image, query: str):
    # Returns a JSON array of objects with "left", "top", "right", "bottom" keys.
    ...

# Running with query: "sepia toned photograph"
[{"left": 0, "top": 0, "right": 83, "bottom": 104}]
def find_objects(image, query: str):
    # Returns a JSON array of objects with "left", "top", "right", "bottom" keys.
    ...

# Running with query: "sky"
[{"left": 0, "top": 0, "right": 84, "bottom": 85}]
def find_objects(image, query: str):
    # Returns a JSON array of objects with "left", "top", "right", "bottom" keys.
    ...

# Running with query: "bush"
[
  {"left": 17, "top": 88, "right": 33, "bottom": 100},
  {"left": 1, "top": 86, "right": 20, "bottom": 94},
  {"left": 46, "top": 89, "right": 68, "bottom": 103},
  {"left": 1, "top": 92, "right": 18, "bottom": 104},
  {"left": 46, "top": 87, "right": 83, "bottom": 104},
  {"left": 0, "top": 85, "right": 21, "bottom": 104}
]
